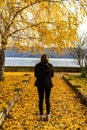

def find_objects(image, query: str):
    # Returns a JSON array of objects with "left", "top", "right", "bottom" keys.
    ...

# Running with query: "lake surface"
[{"left": 5, "top": 57, "right": 80, "bottom": 67}]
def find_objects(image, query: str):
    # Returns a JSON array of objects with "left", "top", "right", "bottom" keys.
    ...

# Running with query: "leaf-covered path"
[{"left": 2, "top": 73, "right": 87, "bottom": 130}]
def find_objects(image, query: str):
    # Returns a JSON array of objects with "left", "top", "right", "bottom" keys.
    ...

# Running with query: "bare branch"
[
  {"left": 6, "top": 4, "right": 29, "bottom": 31},
  {"left": 8, "top": 20, "right": 54, "bottom": 37},
  {"left": 6, "top": 0, "right": 63, "bottom": 31},
  {"left": 8, "top": 27, "right": 28, "bottom": 37}
]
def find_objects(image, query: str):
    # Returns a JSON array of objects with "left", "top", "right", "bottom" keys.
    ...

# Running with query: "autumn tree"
[
  {"left": 0, "top": 0, "right": 87, "bottom": 80},
  {"left": 70, "top": 31, "right": 87, "bottom": 77}
]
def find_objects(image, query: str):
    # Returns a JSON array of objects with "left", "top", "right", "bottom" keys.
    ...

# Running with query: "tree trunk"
[
  {"left": 81, "top": 66, "right": 86, "bottom": 78},
  {"left": 85, "top": 55, "right": 87, "bottom": 75},
  {"left": 86, "top": 64, "right": 87, "bottom": 75},
  {"left": 0, "top": 49, "right": 5, "bottom": 81}
]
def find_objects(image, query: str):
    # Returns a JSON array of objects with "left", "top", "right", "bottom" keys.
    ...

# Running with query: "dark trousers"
[{"left": 37, "top": 87, "right": 51, "bottom": 115}]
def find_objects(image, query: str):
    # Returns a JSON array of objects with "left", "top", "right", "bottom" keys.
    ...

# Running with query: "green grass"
[{"left": 64, "top": 74, "right": 87, "bottom": 96}]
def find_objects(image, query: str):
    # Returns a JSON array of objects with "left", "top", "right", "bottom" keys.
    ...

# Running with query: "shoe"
[
  {"left": 40, "top": 115, "right": 44, "bottom": 121},
  {"left": 46, "top": 114, "right": 50, "bottom": 121}
]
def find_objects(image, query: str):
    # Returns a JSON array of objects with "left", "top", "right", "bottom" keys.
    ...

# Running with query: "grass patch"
[{"left": 64, "top": 74, "right": 87, "bottom": 96}]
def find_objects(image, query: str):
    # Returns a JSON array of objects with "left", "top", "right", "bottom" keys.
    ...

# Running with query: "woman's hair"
[{"left": 41, "top": 54, "right": 49, "bottom": 63}]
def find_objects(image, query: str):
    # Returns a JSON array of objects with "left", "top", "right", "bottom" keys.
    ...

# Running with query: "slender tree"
[{"left": 70, "top": 32, "right": 87, "bottom": 77}]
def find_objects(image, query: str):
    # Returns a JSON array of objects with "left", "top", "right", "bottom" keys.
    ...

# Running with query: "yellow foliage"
[
  {"left": 0, "top": 72, "right": 30, "bottom": 110},
  {"left": 0, "top": 0, "right": 6, "bottom": 9},
  {"left": 0, "top": 0, "right": 87, "bottom": 53},
  {"left": 1, "top": 72, "right": 87, "bottom": 130}
]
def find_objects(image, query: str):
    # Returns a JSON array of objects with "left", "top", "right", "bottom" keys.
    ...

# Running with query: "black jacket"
[{"left": 34, "top": 61, "right": 54, "bottom": 88}]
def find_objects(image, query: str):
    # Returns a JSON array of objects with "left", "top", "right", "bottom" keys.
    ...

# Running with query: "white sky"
[{"left": 78, "top": 17, "right": 87, "bottom": 36}]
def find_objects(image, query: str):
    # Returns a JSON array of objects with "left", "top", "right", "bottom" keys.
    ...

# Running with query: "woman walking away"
[{"left": 34, "top": 54, "right": 54, "bottom": 121}]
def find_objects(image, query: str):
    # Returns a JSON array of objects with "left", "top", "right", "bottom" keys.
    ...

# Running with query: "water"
[{"left": 5, "top": 57, "right": 80, "bottom": 67}]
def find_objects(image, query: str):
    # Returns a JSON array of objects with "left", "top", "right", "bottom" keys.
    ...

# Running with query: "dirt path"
[{"left": 2, "top": 73, "right": 87, "bottom": 130}]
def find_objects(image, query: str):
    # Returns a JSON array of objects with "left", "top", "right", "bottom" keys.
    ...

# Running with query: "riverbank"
[{"left": 5, "top": 66, "right": 81, "bottom": 72}]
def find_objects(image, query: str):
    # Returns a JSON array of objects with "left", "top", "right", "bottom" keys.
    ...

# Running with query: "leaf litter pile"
[
  {"left": 0, "top": 72, "right": 30, "bottom": 111},
  {"left": 1, "top": 72, "right": 87, "bottom": 130}
]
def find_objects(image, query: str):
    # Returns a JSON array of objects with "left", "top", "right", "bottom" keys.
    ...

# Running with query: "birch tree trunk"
[{"left": 0, "top": 49, "right": 5, "bottom": 81}]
